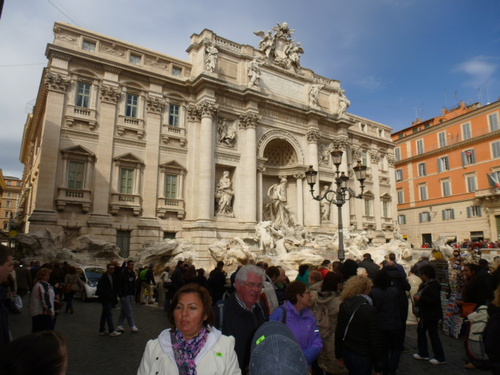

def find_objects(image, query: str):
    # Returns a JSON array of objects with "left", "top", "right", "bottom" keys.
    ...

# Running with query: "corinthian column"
[
  {"left": 197, "top": 101, "right": 218, "bottom": 220},
  {"left": 306, "top": 129, "right": 321, "bottom": 227},
  {"left": 239, "top": 113, "right": 260, "bottom": 223}
]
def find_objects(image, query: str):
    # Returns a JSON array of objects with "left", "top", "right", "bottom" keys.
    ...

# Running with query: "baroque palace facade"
[
  {"left": 392, "top": 100, "right": 500, "bottom": 247},
  {"left": 19, "top": 22, "right": 395, "bottom": 261}
]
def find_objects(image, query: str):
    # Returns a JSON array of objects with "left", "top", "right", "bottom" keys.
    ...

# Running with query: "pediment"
[
  {"left": 160, "top": 160, "right": 186, "bottom": 171},
  {"left": 113, "top": 153, "right": 144, "bottom": 165},
  {"left": 61, "top": 145, "right": 96, "bottom": 161}
]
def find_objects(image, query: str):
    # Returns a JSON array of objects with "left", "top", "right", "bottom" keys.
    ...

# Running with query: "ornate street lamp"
[{"left": 305, "top": 150, "right": 367, "bottom": 261}]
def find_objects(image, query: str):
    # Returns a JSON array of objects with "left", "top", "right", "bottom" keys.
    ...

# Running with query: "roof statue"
[{"left": 254, "top": 22, "right": 304, "bottom": 72}]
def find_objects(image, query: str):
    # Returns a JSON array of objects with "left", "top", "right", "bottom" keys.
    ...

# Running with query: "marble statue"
[
  {"left": 248, "top": 57, "right": 263, "bottom": 87},
  {"left": 319, "top": 143, "right": 331, "bottom": 165},
  {"left": 309, "top": 84, "right": 324, "bottom": 107},
  {"left": 338, "top": 89, "right": 351, "bottom": 117},
  {"left": 205, "top": 43, "right": 218, "bottom": 73},
  {"left": 215, "top": 171, "right": 234, "bottom": 216},
  {"left": 254, "top": 22, "right": 303, "bottom": 71},
  {"left": 265, "top": 177, "right": 296, "bottom": 228},
  {"left": 320, "top": 185, "right": 331, "bottom": 222},
  {"left": 217, "top": 119, "right": 237, "bottom": 147}
]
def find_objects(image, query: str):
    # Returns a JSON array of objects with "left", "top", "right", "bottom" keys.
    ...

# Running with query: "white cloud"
[{"left": 454, "top": 56, "right": 497, "bottom": 87}]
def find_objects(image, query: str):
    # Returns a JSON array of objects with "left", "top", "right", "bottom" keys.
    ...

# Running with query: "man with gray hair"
[{"left": 215, "top": 264, "right": 268, "bottom": 372}]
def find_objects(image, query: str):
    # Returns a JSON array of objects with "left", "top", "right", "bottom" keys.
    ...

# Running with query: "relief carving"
[{"left": 217, "top": 119, "right": 237, "bottom": 147}]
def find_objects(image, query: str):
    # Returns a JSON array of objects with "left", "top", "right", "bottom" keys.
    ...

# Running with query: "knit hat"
[{"left": 249, "top": 321, "right": 308, "bottom": 375}]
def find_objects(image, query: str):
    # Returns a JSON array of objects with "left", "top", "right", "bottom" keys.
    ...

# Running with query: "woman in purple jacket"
[{"left": 269, "top": 280, "right": 323, "bottom": 367}]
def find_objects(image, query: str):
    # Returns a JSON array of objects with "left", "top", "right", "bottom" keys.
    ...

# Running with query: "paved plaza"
[{"left": 8, "top": 298, "right": 481, "bottom": 375}]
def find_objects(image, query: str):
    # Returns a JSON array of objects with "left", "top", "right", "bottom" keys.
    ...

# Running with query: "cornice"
[{"left": 395, "top": 129, "right": 500, "bottom": 166}]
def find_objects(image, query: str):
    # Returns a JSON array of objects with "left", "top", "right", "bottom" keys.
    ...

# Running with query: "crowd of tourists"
[{"left": 1, "top": 241, "right": 500, "bottom": 375}]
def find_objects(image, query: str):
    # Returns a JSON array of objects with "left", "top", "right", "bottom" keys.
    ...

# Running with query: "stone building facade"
[{"left": 20, "top": 22, "right": 395, "bottom": 263}]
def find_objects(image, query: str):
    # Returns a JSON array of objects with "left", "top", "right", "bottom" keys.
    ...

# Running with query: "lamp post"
[{"left": 305, "top": 150, "right": 367, "bottom": 261}]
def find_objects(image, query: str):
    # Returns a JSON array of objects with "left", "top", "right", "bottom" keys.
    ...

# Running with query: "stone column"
[
  {"left": 141, "top": 94, "right": 165, "bottom": 217},
  {"left": 197, "top": 101, "right": 218, "bottom": 221},
  {"left": 370, "top": 150, "right": 381, "bottom": 230},
  {"left": 239, "top": 113, "right": 260, "bottom": 223},
  {"left": 294, "top": 173, "right": 304, "bottom": 225},
  {"left": 305, "top": 129, "right": 321, "bottom": 227},
  {"left": 32, "top": 72, "right": 70, "bottom": 217}
]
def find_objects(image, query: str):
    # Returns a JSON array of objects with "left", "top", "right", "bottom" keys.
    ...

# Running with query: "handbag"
[
  {"left": 63, "top": 283, "right": 73, "bottom": 294},
  {"left": 11, "top": 295, "right": 23, "bottom": 310},
  {"left": 461, "top": 302, "right": 478, "bottom": 318}
]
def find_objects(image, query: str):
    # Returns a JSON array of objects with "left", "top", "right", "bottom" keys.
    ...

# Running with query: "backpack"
[
  {"left": 466, "top": 305, "right": 490, "bottom": 370},
  {"left": 140, "top": 269, "right": 148, "bottom": 281}
]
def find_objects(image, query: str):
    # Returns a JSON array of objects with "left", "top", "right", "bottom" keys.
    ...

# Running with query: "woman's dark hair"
[
  {"left": 331, "top": 261, "right": 343, "bottom": 274},
  {"left": 0, "top": 330, "right": 67, "bottom": 375},
  {"left": 286, "top": 280, "right": 308, "bottom": 305},
  {"left": 298, "top": 264, "right": 309, "bottom": 276},
  {"left": 420, "top": 264, "right": 436, "bottom": 279},
  {"left": 167, "top": 283, "right": 214, "bottom": 329},
  {"left": 464, "top": 263, "right": 480, "bottom": 275},
  {"left": 321, "top": 272, "right": 342, "bottom": 292},
  {"left": 266, "top": 266, "right": 280, "bottom": 280},
  {"left": 373, "top": 269, "right": 391, "bottom": 289},
  {"left": 196, "top": 268, "right": 205, "bottom": 277},
  {"left": 341, "top": 259, "right": 358, "bottom": 280},
  {"left": 67, "top": 266, "right": 76, "bottom": 275}
]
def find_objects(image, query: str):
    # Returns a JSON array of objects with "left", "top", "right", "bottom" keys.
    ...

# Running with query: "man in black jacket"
[
  {"left": 116, "top": 260, "right": 138, "bottom": 333},
  {"left": 358, "top": 253, "right": 380, "bottom": 279},
  {"left": 215, "top": 264, "right": 268, "bottom": 372},
  {"left": 96, "top": 263, "right": 121, "bottom": 336},
  {"left": 208, "top": 260, "right": 227, "bottom": 304},
  {"left": 0, "top": 245, "right": 14, "bottom": 348}
]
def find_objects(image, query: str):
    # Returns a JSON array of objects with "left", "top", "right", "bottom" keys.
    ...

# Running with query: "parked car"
[{"left": 75, "top": 265, "right": 106, "bottom": 302}]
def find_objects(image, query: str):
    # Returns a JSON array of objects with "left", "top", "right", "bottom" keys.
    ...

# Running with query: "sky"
[{"left": 1, "top": 0, "right": 499, "bottom": 178}]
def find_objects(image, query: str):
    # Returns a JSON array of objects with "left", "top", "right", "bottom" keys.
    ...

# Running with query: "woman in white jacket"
[{"left": 137, "top": 283, "right": 240, "bottom": 375}]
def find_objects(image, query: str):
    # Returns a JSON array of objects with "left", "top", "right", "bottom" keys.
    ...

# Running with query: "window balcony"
[
  {"left": 65, "top": 105, "right": 98, "bottom": 130},
  {"left": 161, "top": 125, "right": 187, "bottom": 146},
  {"left": 55, "top": 187, "right": 92, "bottom": 213},
  {"left": 109, "top": 193, "right": 142, "bottom": 215},
  {"left": 116, "top": 115, "right": 145, "bottom": 139},
  {"left": 157, "top": 197, "right": 185, "bottom": 219}
]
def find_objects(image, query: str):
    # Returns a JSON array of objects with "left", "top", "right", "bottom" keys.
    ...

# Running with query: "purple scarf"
[{"left": 171, "top": 327, "right": 208, "bottom": 375}]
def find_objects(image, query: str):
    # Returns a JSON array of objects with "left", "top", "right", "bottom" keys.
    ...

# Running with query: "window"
[
  {"left": 467, "top": 206, "right": 482, "bottom": 218},
  {"left": 462, "top": 149, "right": 476, "bottom": 165},
  {"left": 395, "top": 169, "right": 403, "bottom": 181},
  {"left": 364, "top": 199, "right": 372, "bottom": 216},
  {"left": 397, "top": 190, "right": 404, "bottom": 204},
  {"left": 120, "top": 168, "right": 135, "bottom": 194},
  {"left": 126, "top": 94, "right": 138, "bottom": 118},
  {"left": 82, "top": 40, "right": 96, "bottom": 52},
  {"left": 489, "top": 112, "right": 499, "bottom": 131},
  {"left": 493, "top": 141, "right": 500, "bottom": 158},
  {"left": 419, "top": 212, "right": 431, "bottom": 223},
  {"left": 416, "top": 139, "right": 424, "bottom": 154},
  {"left": 164, "top": 174, "right": 178, "bottom": 199},
  {"left": 7, "top": 181, "right": 11, "bottom": 186},
  {"left": 129, "top": 54, "right": 141, "bottom": 65},
  {"left": 419, "top": 185, "right": 428, "bottom": 201},
  {"left": 7, "top": 192, "right": 12, "bottom": 197},
  {"left": 76, "top": 82, "right": 91, "bottom": 108},
  {"left": 394, "top": 148, "right": 401, "bottom": 161},
  {"left": 116, "top": 230, "right": 131, "bottom": 258},
  {"left": 462, "top": 122, "right": 472, "bottom": 140},
  {"left": 397, "top": 215, "right": 406, "bottom": 224},
  {"left": 442, "top": 208, "right": 455, "bottom": 220},
  {"left": 4, "top": 211, "right": 10, "bottom": 218},
  {"left": 418, "top": 162, "right": 426, "bottom": 177},
  {"left": 361, "top": 151, "right": 368, "bottom": 167},
  {"left": 466, "top": 175, "right": 477, "bottom": 192},
  {"left": 442, "top": 180, "right": 452, "bottom": 197},
  {"left": 438, "top": 156, "right": 450, "bottom": 172},
  {"left": 169, "top": 104, "right": 180, "bottom": 126},
  {"left": 67, "top": 160, "right": 85, "bottom": 189},
  {"left": 172, "top": 66, "right": 182, "bottom": 76},
  {"left": 438, "top": 132, "right": 447, "bottom": 147},
  {"left": 382, "top": 201, "right": 390, "bottom": 218},
  {"left": 6, "top": 201, "right": 11, "bottom": 208}
]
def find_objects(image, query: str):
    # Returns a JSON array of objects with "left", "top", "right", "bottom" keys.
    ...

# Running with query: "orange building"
[
  {"left": 0, "top": 175, "right": 22, "bottom": 234},
  {"left": 392, "top": 100, "right": 500, "bottom": 246}
]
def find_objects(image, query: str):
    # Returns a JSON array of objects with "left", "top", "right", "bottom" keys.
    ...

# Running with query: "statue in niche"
[
  {"left": 248, "top": 57, "right": 264, "bottom": 87},
  {"left": 215, "top": 171, "right": 234, "bottom": 216},
  {"left": 338, "top": 89, "right": 351, "bottom": 117},
  {"left": 265, "top": 177, "right": 296, "bottom": 228},
  {"left": 320, "top": 185, "right": 331, "bottom": 222},
  {"left": 309, "top": 84, "right": 324, "bottom": 107},
  {"left": 205, "top": 43, "right": 218, "bottom": 73},
  {"left": 217, "top": 119, "right": 237, "bottom": 147},
  {"left": 319, "top": 144, "right": 331, "bottom": 166}
]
